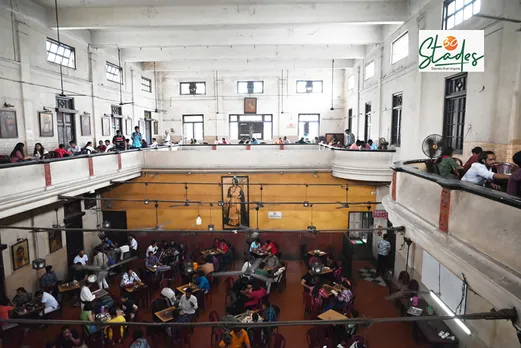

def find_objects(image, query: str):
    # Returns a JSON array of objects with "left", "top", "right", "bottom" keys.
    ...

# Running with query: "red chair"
[
  {"left": 271, "top": 333, "right": 286, "bottom": 348},
  {"left": 306, "top": 327, "right": 326, "bottom": 348},
  {"left": 249, "top": 327, "right": 264, "bottom": 348},
  {"left": 209, "top": 311, "right": 223, "bottom": 346},
  {"left": 224, "top": 277, "right": 235, "bottom": 306},
  {"left": 159, "top": 278, "right": 171, "bottom": 289},
  {"left": 303, "top": 292, "right": 312, "bottom": 314},
  {"left": 348, "top": 335, "right": 368, "bottom": 347},
  {"left": 105, "top": 325, "right": 124, "bottom": 345}
]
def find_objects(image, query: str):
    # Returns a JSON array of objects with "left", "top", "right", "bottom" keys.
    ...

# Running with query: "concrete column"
[
  {"left": 16, "top": 21, "right": 35, "bottom": 146},
  {"left": 89, "top": 47, "right": 101, "bottom": 141}
]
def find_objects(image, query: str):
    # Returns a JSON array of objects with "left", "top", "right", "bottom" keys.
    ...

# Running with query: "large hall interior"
[{"left": 1, "top": 0, "right": 521, "bottom": 347}]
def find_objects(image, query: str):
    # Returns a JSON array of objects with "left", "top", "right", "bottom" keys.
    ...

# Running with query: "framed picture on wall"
[
  {"left": 102, "top": 117, "right": 110, "bottom": 136},
  {"left": 0, "top": 109, "right": 18, "bottom": 138},
  {"left": 221, "top": 176, "right": 250, "bottom": 229},
  {"left": 48, "top": 229, "right": 63, "bottom": 253},
  {"left": 80, "top": 115, "right": 91, "bottom": 136},
  {"left": 153, "top": 120, "right": 159, "bottom": 135},
  {"left": 39, "top": 111, "right": 54, "bottom": 137},
  {"left": 11, "top": 239, "right": 30, "bottom": 271},
  {"left": 244, "top": 97, "right": 257, "bottom": 114}
]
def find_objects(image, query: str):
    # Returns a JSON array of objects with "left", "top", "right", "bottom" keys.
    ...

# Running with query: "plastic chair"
[
  {"left": 306, "top": 327, "right": 326, "bottom": 348},
  {"left": 248, "top": 327, "right": 264, "bottom": 348},
  {"left": 271, "top": 333, "right": 286, "bottom": 348},
  {"left": 208, "top": 311, "right": 223, "bottom": 346},
  {"left": 495, "top": 162, "right": 519, "bottom": 174},
  {"left": 224, "top": 277, "right": 235, "bottom": 306}
]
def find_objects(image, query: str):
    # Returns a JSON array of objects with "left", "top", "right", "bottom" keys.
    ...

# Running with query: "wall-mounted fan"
[{"left": 422, "top": 134, "right": 443, "bottom": 159}]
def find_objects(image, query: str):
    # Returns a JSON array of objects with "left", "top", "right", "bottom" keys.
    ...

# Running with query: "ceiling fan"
[
  {"left": 212, "top": 257, "right": 269, "bottom": 283},
  {"left": 336, "top": 186, "right": 350, "bottom": 209},
  {"left": 73, "top": 256, "right": 138, "bottom": 273},
  {"left": 169, "top": 184, "right": 196, "bottom": 208},
  {"left": 137, "top": 202, "right": 171, "bottom": 230}
]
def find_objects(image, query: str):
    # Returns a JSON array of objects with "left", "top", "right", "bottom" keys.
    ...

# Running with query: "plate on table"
[{"left": 407, "top": 307, "right": 423, "bottom": 316}]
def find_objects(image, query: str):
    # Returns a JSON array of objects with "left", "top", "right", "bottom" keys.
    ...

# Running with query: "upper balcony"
[
  {"left": 383, "top": 159, "right": 521, "bottom": 315},
  {"left": 0, "top": 144, "right": 395, "bottom": 219}
]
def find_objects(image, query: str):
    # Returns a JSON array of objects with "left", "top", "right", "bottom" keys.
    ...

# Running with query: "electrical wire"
[{"left": 112, "top": 181, "right": 369, "bottom": 187}]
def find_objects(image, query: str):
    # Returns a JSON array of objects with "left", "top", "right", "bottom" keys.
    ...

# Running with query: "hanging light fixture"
[
  {"left": 196, "top": 203, "right": 202, "bottom": 225},
  {"left": 208, "top": 202, "right": 214, "bottom": 230},
  {"left": 310, "top": 261, "right": 323, "bottom": 275}
]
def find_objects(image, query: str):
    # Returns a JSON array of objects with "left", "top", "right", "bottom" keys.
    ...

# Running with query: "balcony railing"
[
  {"left": 384, "top": 159, "right": 521, "bottom": 313},
  {"left": 0, "top": 151, "right": 142, "bottom": 219}
]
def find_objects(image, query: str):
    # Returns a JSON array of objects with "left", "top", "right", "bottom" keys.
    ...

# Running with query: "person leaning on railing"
[
  {"left": 507, "top": 151, "right": 521, "bottom": 197},
  {"left": 461, "top": 151, "right": 510, "bottom": 190}
]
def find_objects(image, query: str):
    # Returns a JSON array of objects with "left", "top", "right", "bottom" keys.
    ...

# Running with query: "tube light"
[{"left": 430, "top": 291, "right": 471, "bottom": 335}]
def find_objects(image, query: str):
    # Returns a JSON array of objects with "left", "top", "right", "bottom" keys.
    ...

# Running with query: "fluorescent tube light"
[{"left": 430, "top": 291, "right": 471, "bottom": 335}]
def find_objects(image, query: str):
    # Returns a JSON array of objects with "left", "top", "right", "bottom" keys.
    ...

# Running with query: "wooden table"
[
  {"left": 154, "top": 305, "right": 178, "bottom": 322},
  {"left": 318, "top": 309, "right": 347, "bottom": 321},
  {"left": 201, "top": 249, "right": 224, "bottom": 257},
  {"left": 319, "top": 267, "right": 333, "bottom": 275},
  {"left": 308, "top": 250, "right": 328, "bottom": 257},
  {"left": 92, "top": 288, "right": 109, "bottom": 300},
  {"left": 14, "top": 304, "right": 45, "bottom": 317},
  {"left": 235, "top": 310, "right": 263, "bottom": 322},
  {"left": 176, "top": 284, "right": 200, "bottom": 295},
  {"left": 123, "top": 282, "right": 146, "bottom": 293},
  {"left": 399, "top": 298, "right": 459, "bottom": 347},
  {"left": 322, "top": 283, "right": 346, "bottom": 297},
  {"left": 251, "top": 250, "right": 267, "bottom": 258},
  {"left": 58, "top": 281, "right": 82, "bottom": 293}
]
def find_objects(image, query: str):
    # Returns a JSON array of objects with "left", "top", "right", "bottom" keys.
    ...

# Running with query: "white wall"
[
  {"left": 346, "top": 0, "right": 521, "bottom": 160},
  {"left": 159, "top": 69, "right": 346, "bottom": 143},
  {"left": 0, "top": 5, "right": 156, "bottom": 154}
]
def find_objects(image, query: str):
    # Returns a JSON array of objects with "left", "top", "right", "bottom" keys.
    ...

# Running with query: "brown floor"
[{"left": 4, "top": 260, "right": 427, "bottom": 348}]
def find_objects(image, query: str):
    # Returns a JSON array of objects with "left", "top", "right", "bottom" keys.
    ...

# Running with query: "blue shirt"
[
  {"left": 194, "top": 275, "right": 210, "bottom": 293},
  {"left": 249, "top": 241, "right": 260, "bottom": 252},
  {"left": 131, "top": 132, "right": 142, "bottom": 148},
  {"left": 370, "top": 143, "right": 377, "bottom": 150},
  {"left": 251, "top": 139, "right": 259, "bottom": 144}
]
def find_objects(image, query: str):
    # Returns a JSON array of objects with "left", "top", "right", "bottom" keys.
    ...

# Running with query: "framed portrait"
[
  {"left": 102, "top": 117, "right": 110, "bottom": 136},
  {"left": 80, "top": 115, "right": 91, "bottom": 136},
  {"left": 11, "top": 239, "right": 30, "bottom": 271},
  {"left": 48, "top": 230, "right": 63, "bottom": 253},
  {"left": 325, "top": 133, "right": 345, "bottom": 145},
  {"left": 0, "top": 109, "right": 18, "bottom": 138},
  {"left": 39, "top": 111, "right": 54, "bottom": 137},
  {"left": 153, "top": 120, "right": 159, "bottom": 135},
  {"left": 244, "top": 97, "right": 257, "bottom": 114},
  {"left": 221, "top": 176, "right": 250, "bottom": 229}
]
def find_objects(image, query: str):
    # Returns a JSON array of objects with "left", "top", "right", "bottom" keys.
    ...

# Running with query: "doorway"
[
  {"left": 64, "top": 200, "right": 84, "bottom": 266},
  {"left": 347, "top": 212, "right": 374, "bottom": 260},
  {"left": 56, "top": 96, "right": 76, "bottom": 145},
  {"left": 144, "top": 111, "right": 153, "bottom": 143},
  {"left": 102, "top": 211, "right": 128, "bottom": 245},
  {"left": 364, "top": 103, "right": 371, "bottom": 141}
]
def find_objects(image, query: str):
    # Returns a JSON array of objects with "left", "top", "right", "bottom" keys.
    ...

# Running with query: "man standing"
[
  {"left": 92, "top": 248, "right": 109, "bottom": 289},
  {"left": 377, "top": 234, "right": 391, "bottom": 274},
  {"left": 345, "top": 129, "right": 355, "bottom": 147},
  {"left": 40, "top": 265, "right": 58, "bottom": 296},
  {"left": 112, "top": 130, "right": 127, "bottom": 151},
  {"left": 80, "top": 275, "right": 96, "bottom": 310},
  {"left": 131, "top": 126, "right": 142, "bottom": 149}
]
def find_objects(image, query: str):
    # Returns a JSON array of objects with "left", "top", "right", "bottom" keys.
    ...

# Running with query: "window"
[
  {"left": 391, "top": 93, "right": 403, "bottom": 146},
  {"left": 443, "top": 0, "right": 481, "bottom": 29},
  {"left": 364, "top": 103, "right": 371, "bottom": 141},
  {"left": 229, "top": 114, "right": 272, "bottom": 141},
  {"left": 46, "top": 38, "right": 75, "bottom": 69},
  {"left": 183, "top": 115, "right": 204, "bottom": 140},
  {"left": 298, "top": 114, "right": 320, "bottom": 140},
  {"left": 180, "top": 82, "right": 206, "bottom": 95},
  {"left": 391, "top": 32, "right": 409, "bottom": 64},
  {"left": 296, "top": 80, "right": 323, "bottom": 94},
  {"left": 348, "top": 75, "right": 355, "bottom": 90},
  {"left": 106, "top": 62, "right": 122, "bottom": 84},
  {"left": 111, "top": 105, "right": 123, "bottom": 133},
  {"left": 237, "top": 81, "right": 264, "bottom": 94},
  {"left": 443, "top": 73, "right": 467, "bottom": 152},
  {"left": 365, "top": 62, "right": 375, "bottom": 80},
  {"left": 141, "top": 77, "right": 152, "bottom": 93}
]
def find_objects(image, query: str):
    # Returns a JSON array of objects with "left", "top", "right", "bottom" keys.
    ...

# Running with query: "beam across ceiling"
[
  {"left": 121, "top": 45, "right": 366, "bottom": 62},
  {"left": 146, "top": 59, "right": 354, "bottom": 71},
  {"left": 49, "top": 2, "right": 406, "bottom": 29},
  {"left": 90, "top": 24, "right": 383, "bottom": 47}
]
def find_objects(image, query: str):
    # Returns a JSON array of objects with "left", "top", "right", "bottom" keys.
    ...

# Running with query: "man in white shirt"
[
  {"left": 119, "top": 244, "right": 130, "bottom": 261},
  {"left": 164, "top": 130, "right": 171, "bottom": 146},
  {"left": 35, "top": 290, "right": 59, "bottom": 314},
  {"left": 105, "top": 140, "right": 114, "bottom": 152},
  {"left": 146, "top": 241, "right": 158, "bottom": 256},
  {"left": 73, "top": 250, "right": 88, "bottom": 265},
  {"left": 462, "top": 151, "right": 510, "bottom": 188},
  {"left": 120, "top": 268, "right": 141, "bottom": 287},
  {"left": 160, "top": 279, "right": 177, "bottom": 306},
  {"left": 150, "top": 138, "right": 159, "bottom": 148},
  {"left": 178, "top": 288, "right": 198, "bottom": 318},
  {"left": 80, "top": 275, "right": 96, "bottom": 310},
  {"left": 128, "top": 236, "right": 138, "bottom": 251}
]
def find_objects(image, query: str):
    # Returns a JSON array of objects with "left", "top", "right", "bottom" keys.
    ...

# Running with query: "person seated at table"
[
  {"left": 128, "top": 235, "right": 139, "bottom": 254},
  {"left": 55, "top": 325, "right": 83, "bottom": 348},
  {"left": 130, "top": 328, "right": 151, "bottom": 348},
  {"left": 254, "top": 262, "right": 270, "bottom": 278},
  {"left": 333, "top": 280, "right": 354, "bottom": 311},
  {"left": 462, "top": 146, "right": 483, "bottom": 174},
  {"left": 263, "top": 250, "right": 281, "bottom": 270},
  {"left": 309, "top": 281, "right": 327, "bottom": 309},
  {"left": 120, "top": 268, "right": 142, "bottom": 287},
  {"left": 145, "top": 251, "right": 162, "bottom": 268},
  {"left": 244, "top": 282, "right": 267, "bottom": 309},
  {"left": 80, "top": 301, "right": 98, "bottom": 334},
  {"left": 73, "top": 250, "right": 88, "bottom": 265},
  {"left": 146, "top": 240, "right": 159, "bottom": 256},
  {"left": 198, "top": 255, "right": 215, "bottom": 276},
  {"left": 12, "top": 287, "right": 32, "bottom": 307},
  {"left": 261, "top": 299, "right": 277, "bottom": 322},
  {"left": 219, "top": 327, "right": 251, "bottom": 348},
  {"left": 72, "top": 262, "right": 89, "bottom": 282},
  {"left": 178, "top": 287, "right": 198, "bottom": 321},
  {"left": 325, "top": 255, "right": 336, "bottom": 269},
  {"left": 249, "top": 238, "right": 261, "bottom": 254},
  {"left": 437, "top": 147, "right": 463, "bottom": 178},
  {"left": 262, "top": 240, "right": 278, "bottom": 255},
  {"left": 160, "top": 279, "right": 177, "bottom": 306},
  {"left": 0, "top": 298, "right": 15, "bottom": 332},
  {"left": 102, "top": 235, "right": 114, "bottom": 249},
  {"left": 121, "top": 294, "right": 138, "bottom": 321},
  {"left": 34, "top": 290, "right": 59, "bottom": 315},
  {"left": 213, "top": 238, "right": 221, "bottom": 249},
  {"left": 301, "top": 270, "right": 319, "bottom": 293},
  {"left": 104, "top": 307, "right": 126, "bottom": 341},
  {"left": 80, "top": 274, "right": 97, "bottom": 310},
  {"left": 462, "top": 151, "right": 510, "bottom": 189},
  {"left": 193, "top": 269, "right": 210, "bottom": 294},
  {"left": 40, "top": 265, "right": 59, "bottom": 296},
  {"left": 308, "top": 252, "right": 321, "bottom": 267},
  {"left": 507, "top": 151, "right": 521, "bottom": 197}
]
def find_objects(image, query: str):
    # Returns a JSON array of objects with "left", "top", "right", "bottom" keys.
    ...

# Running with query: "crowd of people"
[{"left": 435, "top": 146, "right": 521, "bottom": 197}]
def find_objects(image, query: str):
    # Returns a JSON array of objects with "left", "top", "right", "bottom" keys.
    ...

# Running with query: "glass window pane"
[
  {"left": 365, "top": 62, "right": 375, "bottom": 79},
  {"left": 184, "top": 115, "right": 203, "bottom": 122},
  {"left": 194, "top": 123, "right": 204, "bottom": 140},
  {"left": 50, "top": 43, "right": 58, "bottom": 53},
  {"left": 56, "top": 46, "right": 65, "bottom": 56},
  {"left": 230, "top": 122, "right": 238, "bottom": 140},
  {"left": 308, "top": 122, "right": 319, "bottom": 140},
  {"left": 263, "top": 122, "right": 272, "bottom": 141},
  {"left": 61, "top": 58, "right": 69, "bottom": 66},
  {"left": 296, "top": 81, "right": 306, "bottom": 93},
  {"left": 473, "top": 0, "right": 481, "bottom": 13},
  {"left": 446, "top": 15, "right": 455, "bottom": 29},
  {"left": 455, "top": 10, "right": 463, "bottom": 25},
  {"left": 241, "top": 115, "right": 263, "bottom": 122},
  {"left": 230, "top": 115, "right": 238, "bottom": 122},
  {"left": 254, "top": 82, "right": 263, "bottom": 93},
  {"left": 464, "top": 0, "right": 473, "bottom": 4},
  {"left": 181, "top": 83, "right": 190, "bottom": 94},
  {"left": 456, "top": 0, "right": 464, "bottom": 9},
  {"left": 46, "top": 40, "right": 51, "bottom": 50},
  {"left": 447, "top": 1, "right": 456, "bottom": 15},
  {"left": 48, "top": 53, "right": 56, "bottom": 62},
  {"left": 463, "top": 5, "right": 473, "bottom": 20},
  {"left": 264, "top": 115, "right": 272, "bottom": 122},
  {"left": 299, "top": 114, "right": 319, "bottom": 122},
  {"left": 237, "top": 82, "right": 248, "bottom": 94},
  {"left": 197, "top": 83, "right": 206, "bottom": 94},
  {"left": 348, "top": 75, "right": 355, "bottom": 90},
  {"left": 183, "top": 123, "right": 193, "bottom": 140},
  {"left": 313, "top": 81, "right": 322, "bottom": 92}
]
